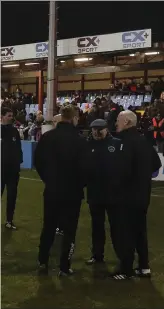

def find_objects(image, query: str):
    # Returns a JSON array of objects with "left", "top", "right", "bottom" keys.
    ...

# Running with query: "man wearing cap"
[{"left": 85, "top": 119, "right": 123, "bottom": 267}]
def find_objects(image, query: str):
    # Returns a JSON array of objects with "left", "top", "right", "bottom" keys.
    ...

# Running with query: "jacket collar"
[
  {"left": 56, "top": 121, "right": 75, "bottom": 130},
  {"left": 117, "top": 126, "right": 138, "bottom": 139}
]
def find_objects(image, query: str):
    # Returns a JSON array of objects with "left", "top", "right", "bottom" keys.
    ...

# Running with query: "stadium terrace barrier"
[{"left": 21, "top": 141, "right": 37, "bottom": 169}]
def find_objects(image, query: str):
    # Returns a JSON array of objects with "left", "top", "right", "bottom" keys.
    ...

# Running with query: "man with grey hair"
[
  {"left": 116, "top": 110, "right": 137, "bottom": 132},
  {"left": 109, "top": 110, "right": 161, "bottom": 280}
]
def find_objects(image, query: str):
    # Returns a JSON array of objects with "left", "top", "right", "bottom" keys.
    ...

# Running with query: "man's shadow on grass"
[
  {"left": 17, "top": 275, "right": 58, "bottom": 309},
  {"left": 17, "top": 270, "right": 164, "bottom": 309},
  {"left": 1, "top": 225, "right": 13, "bottom": 256},
  {"left": 1, "top": 232, "right": 63, "bottom": 275}
]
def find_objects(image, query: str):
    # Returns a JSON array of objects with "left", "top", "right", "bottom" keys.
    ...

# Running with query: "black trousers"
[
  {"left": 108, "top": 205, "right": 149, "bottom": 274},
  {"left": 89, "top": 203, "right": 125, "bottom": 261},
  {"left": 38, "top": 189, "right": 81, "bottom": 272},
  {"left": 89, "top": 203, "right": 107, "bottom": 260},
  {"left": 134, "top": 209, "right": 149, "bottom": 270},
  {"left": 1, "top": 169, "right": 20, "bottom": 223},
  {"left": 89, "top": 203, "right": 149, "bottom": 274}
]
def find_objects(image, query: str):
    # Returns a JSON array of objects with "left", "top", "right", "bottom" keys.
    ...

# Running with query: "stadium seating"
[
  {"left": 144, "top": 94, "right": 152, "bottom": 103},
  {"left": 25, "top": 93, "right": 152, "bottom": 115}
]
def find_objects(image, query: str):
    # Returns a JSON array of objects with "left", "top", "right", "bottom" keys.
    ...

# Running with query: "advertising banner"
[{"left": 1, "top": 29, "right": 152, "bottom": 62}]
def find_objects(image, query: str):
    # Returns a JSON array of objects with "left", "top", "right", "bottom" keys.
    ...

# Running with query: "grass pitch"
[{"left": 1, "top": 170, "right": 164, "bottom": 309}]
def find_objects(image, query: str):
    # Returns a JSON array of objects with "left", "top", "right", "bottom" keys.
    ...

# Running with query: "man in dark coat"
[
  {"left": 84, "top": 119, "right": 124, "bottom": 265},
  {"left": 110, "top": 110, "right": 162, "bottom": 280},
  {"left": 34, "top": 105, "right": 87, "bottom": 276},
  {"left": 1, "top": 107, "right": 23, "bottom": 230}
]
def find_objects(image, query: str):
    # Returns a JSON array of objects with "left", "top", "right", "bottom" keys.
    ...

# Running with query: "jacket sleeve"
[
  {"left": 34, "top": 133, "right": 48, "bottom": 182},
  {"left": 132, "top": 138, "right": 158, "bottom": 205},
  {"left": 77, "top": 136, "right": 89, "bottom": 188},
  {"left": 15, "top": 128, "right": 23, "bottom": 164}
]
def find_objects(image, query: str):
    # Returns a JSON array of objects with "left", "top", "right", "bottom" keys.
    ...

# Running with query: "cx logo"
[
  {"left": 1, "top": 47, "right": 15, "bottom": 56},
  {"left": 77, "top": 36, "right": 100, "bottom": 48},
  {"left": 122, "top": 30, "right": 149, "bottom": 43},
  {"left": 36, "top": 43, "right": 49, "bottom": 53}
]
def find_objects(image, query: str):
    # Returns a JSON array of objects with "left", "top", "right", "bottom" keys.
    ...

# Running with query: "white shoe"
[
  {"left": 5, "top": 222, "right": 17, "bottom": 230},
  {"left": 58, "top": 269, "right": 74, "bottom": 277},
  {"left": 135, "top": 268, "right": 151, "bottom": 278}
]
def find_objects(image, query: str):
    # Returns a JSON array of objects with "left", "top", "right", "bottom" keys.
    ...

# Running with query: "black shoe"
[
  {"left": 5, "top": 222, "right": 17, "bottom": 230},
  {"left": 58, "top": 268, "right": 74, "bottom": 277},
  {"left": 85, "top": 257, "right": 104, "bottom": 265},
  {"left": 134, "top": 268, "right": 151, "bottom": 278},
  {"left": 109, "top": 271, "right": 134, "bottom": 280},
  {"left": 38, "top": 263, "right": 48, "bottom": 275}
]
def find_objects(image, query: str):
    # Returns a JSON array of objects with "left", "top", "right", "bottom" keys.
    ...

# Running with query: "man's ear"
[{"left": 125, "top": 118, "right": 130, "bottom": 125}]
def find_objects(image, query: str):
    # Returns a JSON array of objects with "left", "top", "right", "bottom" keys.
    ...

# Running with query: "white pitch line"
[
  {"left": 151, "top": 194, "right": 164, "bottom": 198},
  {"left": 20, "top": 177, "right": 41, "bottom": 182},
  {"left": 152, "top": 186, "right": 164, "bottom": 191},
  {"left": 20, "top": 177, "right": 164, "bottom": 197}
]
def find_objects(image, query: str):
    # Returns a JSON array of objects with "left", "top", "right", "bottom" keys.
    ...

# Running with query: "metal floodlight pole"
[{"left": 46, "top": 1, "right": 58, "bottom": 120}]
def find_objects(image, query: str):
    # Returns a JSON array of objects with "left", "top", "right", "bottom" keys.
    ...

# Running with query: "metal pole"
[{"left": 46, "top": 1, "right": 57, "bottom": 120}]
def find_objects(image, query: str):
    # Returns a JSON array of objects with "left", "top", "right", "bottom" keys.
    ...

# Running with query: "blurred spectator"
[
  {"left": 140, "top": 108, "right": 154, "bottom": 145},
  {"left": 152, "top": 111, "right": 164, "bottom": 153},
  {"left": 129, "top": 78, "right": 137, "bottom": 92},
  {"left": 138, "top": 78, "right": 146, "bottom": 92},
  {"left": 15, "top": 85, "right": 22, "bottom": 98},
  {"left": 114, "top": 80, "right": 122, "bottom": 91},
  {"left": 107, "top": 103, "right": 121, "bottom": 135},
  {"left": 23, "top": 93, "right": 32, "bottom": 107},
  {"left": 153, "top": 77, "right": 164, "bottom": 100},
  {"left": 160, "top": 91, "right": 164, "bottom": 103},
  {"left": 87, "top": 97, "right": 103, "bottom": 127},
  {"left": 122, "top": 81, "right": 129, "bottom": 92}
]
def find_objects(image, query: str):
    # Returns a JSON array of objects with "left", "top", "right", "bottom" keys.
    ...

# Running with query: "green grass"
[{"left": 1, "top": 170, "right": 164, "bottom": 309}]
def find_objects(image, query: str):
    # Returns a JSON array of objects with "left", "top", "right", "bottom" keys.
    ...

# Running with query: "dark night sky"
[{"left": 1, "top": 1, "right": 164, "bottom": 47}]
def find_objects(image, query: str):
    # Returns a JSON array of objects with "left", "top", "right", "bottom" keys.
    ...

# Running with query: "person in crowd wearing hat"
[{"left": 84, "top": 119, "right": 124, "bottom": 267}]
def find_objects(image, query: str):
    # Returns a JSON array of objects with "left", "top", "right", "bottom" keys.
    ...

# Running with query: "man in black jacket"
[
  {"left": 1, "top": 107, "right": 23, "bottom": 230},
  {"left": 111, "top": 110, "right": 162, "bottom": 280},
  {"left": 34, "top": 105, "right": 86, "bottom": 276},
  {"left": 85, "top": 119, "right": 124, "bottom": 265}
]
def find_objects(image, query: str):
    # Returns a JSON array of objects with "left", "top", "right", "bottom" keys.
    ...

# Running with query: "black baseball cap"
[{"left": 90, "top": 119, "right": 108, "bottom": 129}]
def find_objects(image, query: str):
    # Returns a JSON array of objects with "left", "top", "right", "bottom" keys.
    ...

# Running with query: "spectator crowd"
[{"left": 1, "top": 78, "right": 164, "bottom": 153}]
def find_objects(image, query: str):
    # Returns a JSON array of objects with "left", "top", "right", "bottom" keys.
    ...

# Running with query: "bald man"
[{"left": 109, "top": 110, "right": 161, "bottom": 280}]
